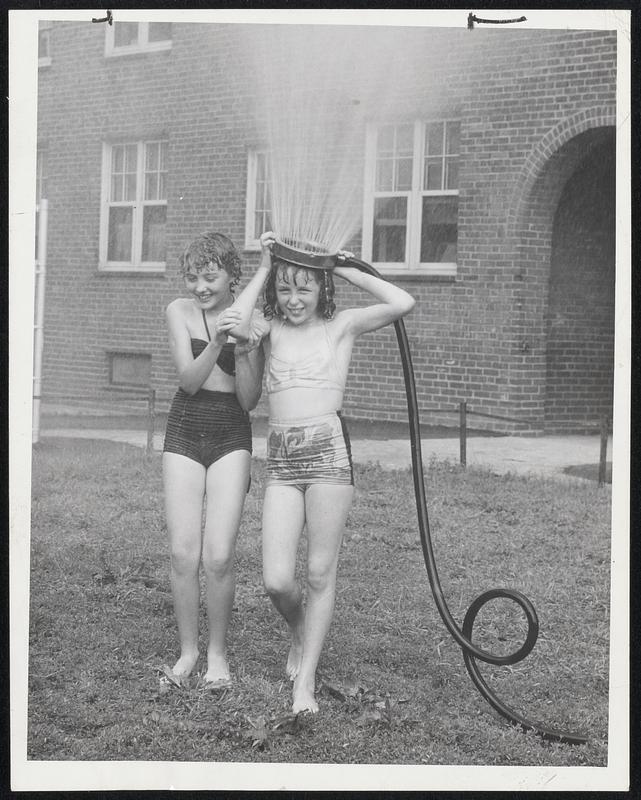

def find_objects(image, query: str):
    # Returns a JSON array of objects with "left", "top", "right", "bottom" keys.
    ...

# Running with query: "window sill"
[
  {"left": 362, "top": 262, "right": 458, "bottom": 280},
  {"left": 378, "top": 270, "right": 457, "bottom": 282},
  {"left": 38, "top": 58, "right": 52, "bottom": 69},
  {"left": 96, "top": 266, "right": 167, "bottom": 276},
  {"left": 105, "top": 43, "right": 172, "bottom": 58},
  {"left": 102, "top": 384, "right": 151, "bottom": 395}
]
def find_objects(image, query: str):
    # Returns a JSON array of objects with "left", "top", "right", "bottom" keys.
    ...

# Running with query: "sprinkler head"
[{"left": 272, "top": 239, "right": 340, "bottom": 270}]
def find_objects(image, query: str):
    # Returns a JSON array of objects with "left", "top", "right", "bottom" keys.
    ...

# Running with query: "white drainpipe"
[{"left": 32, "top": 199, "right": 48, "bottom": 444}]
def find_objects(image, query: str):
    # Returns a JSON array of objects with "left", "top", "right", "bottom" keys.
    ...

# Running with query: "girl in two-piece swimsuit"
[
  {"left": 265, "top": 316, "right": 354, "bottom": 492},
  {"left": 162, "top": 232, "right": 264, "bottom": 689},
  {"left": 164, "top": 308, "right": 252, "bottom": 468},
  {"left": 231, "top": 231, "right": 415, "bottom": 714}
]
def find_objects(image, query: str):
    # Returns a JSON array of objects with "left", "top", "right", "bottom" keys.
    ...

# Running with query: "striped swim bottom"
[
  {"left": 163, "top": 388, "right": 252, "bottom": 469},
  {"left": 266, "top": 411, "right": 353, "bottom": 491}
]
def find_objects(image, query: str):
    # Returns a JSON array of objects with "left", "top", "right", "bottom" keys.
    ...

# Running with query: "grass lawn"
[{"left": 28, "top": 437, "right": 610, "bottom": 766}]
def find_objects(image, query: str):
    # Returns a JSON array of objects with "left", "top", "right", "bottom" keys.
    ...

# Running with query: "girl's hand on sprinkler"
[
  {"left": 336, "top": 249, "right": 355, "bottom": 262},
  {"left": 259, "top": 231, "right": 276, "bottom": 265}
]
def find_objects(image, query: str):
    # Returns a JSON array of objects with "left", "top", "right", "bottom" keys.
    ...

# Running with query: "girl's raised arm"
[
  {"left": 229, "top": 231, "right": 275, "bottom": 341},
  {"left": 332, "top": 264, "right": 415, "bottom": 337}
]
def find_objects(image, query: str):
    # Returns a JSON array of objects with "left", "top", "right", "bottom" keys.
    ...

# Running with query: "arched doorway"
[{"left": 544, "top": 128, "right": 615, "bottom": 430}]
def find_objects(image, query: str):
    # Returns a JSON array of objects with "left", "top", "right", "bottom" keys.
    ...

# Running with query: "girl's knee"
[
  {"left": 263, "top": 570, "right": 294, "bottom": 599},
  {"left": 202, "top": 550, "right": 234, "bottom": 580},
  {"left": 306, "top": 561, "right": 336, "bottom": 594},
  {"left": 170, "top": 545, "right": 200, "bottom": 576}
]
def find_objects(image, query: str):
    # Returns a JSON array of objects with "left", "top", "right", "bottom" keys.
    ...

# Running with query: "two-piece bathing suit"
[
  {"left": 265, "top": 318, "right": 353, "bottom": 491},
  {"left": 163, "top": 309, "right": 252, "bottom": 468}
]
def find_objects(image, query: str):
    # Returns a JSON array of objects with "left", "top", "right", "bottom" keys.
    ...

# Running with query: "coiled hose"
[{"left": 344, "top": 256, "right": 587, "bottom": 745}]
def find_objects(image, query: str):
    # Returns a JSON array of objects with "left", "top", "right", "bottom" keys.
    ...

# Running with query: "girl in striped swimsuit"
[
  {"left": 162, "top": 232, "right": 264, "bottom": 688},
  {"left": 232, "top": 231, "right": 415, "bottom": 713}
]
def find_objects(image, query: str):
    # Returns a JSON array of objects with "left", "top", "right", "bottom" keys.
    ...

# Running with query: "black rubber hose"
[{"left": 344, "top": 256, "right": 587, "bottom": 745}]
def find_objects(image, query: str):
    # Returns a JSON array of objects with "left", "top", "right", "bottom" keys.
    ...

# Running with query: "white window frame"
[
  {"left": 99, "top": 140, "right": 168, "bottom": 272},
  {"left": 244, "top": 148, "right": 271, "bottom": 250},
  {"left": 38, "top": 21, "right": 52, "bottom": 67},
  {"left": 362, "top": 119, "right": 460, "bottom": 276},
  {"left": 105, "top": 21, "right": 172, "bottom": 57}
]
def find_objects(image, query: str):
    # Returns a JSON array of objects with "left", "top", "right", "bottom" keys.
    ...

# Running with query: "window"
[
  {"left": 245, "top": 149, "right": 272, "bottom": 249},
  {"left": 38, "top": 21, "right": 52, "bottom": 67},
  {"left": 363, "top": 120, "right": 460, "bottom": 274},
  {"left": 105, "top": 21, "right": 172, "bottom": 56},
  {"left": 109, "top": 352, "right": 151, "bottom": 387},
  {"left": 99, "top": 140, "right": 167, "bottom": 271}
]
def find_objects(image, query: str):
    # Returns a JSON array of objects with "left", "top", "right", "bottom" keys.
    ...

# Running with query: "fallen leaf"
[{"left": 159, "top": 665, "right": 183, "bottom": 687}]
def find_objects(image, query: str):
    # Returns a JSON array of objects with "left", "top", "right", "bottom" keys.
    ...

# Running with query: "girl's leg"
[
  {"left": 262, "top": 485, "right": 307, "bottom": 679},
  {"left": 293, "top": 483, "right": 354, "bottom": 714},
  {"left": 201, "top": 449, "right": 251, "bottom": 683},
  {"left": 162, "top": 452, "right": 207, "bottom": 677}
]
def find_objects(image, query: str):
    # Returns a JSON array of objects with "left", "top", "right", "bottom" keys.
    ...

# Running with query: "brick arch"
[
  {"left": 502, "top": 106, "right": 616, "bottom": 432},
  {"left": 506, "top": 105, "right": 616, "bottom": 237}
]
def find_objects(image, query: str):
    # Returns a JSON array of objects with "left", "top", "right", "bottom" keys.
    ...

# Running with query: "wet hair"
[
  {"left": 178, "top": 232, "right": 242, "bottom": 291},
  {"left": 263, "top": 257, "right": 336, "bottom": 321}
]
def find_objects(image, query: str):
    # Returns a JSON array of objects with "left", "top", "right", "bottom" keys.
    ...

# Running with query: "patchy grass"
[{"left": 28, "top": 438, "right": 610, "bottom": 765}]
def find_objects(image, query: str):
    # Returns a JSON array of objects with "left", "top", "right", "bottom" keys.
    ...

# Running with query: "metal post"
[
  {"left": 33, "top": 199, "right": 48, "bottom": 444},
  {"left": 147, "top": 388, "right": 156, "bottom": 455},
  {"left": 598, "top": 416, "right": 609, "bottom": 487},
  {"left": 459, "top": 400, "right": 467, "bottom": 467}
]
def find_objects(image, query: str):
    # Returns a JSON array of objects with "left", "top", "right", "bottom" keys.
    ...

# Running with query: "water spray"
[{"left": 271, "top": 242, "right": 587, "bottom": 746}]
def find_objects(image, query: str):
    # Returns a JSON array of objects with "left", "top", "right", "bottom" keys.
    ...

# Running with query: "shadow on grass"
[{"left": 563, "top": 463, "right": 612, "bottom": 484}]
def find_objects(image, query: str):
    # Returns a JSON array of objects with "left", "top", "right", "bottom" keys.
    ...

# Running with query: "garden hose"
[{"left": 343, "top": 256, "right": 588, "bottom": 746}]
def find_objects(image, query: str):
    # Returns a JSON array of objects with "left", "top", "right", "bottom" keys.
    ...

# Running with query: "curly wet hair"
[
  {"left": 178, "top": 232, "right": 242, "bottom": 291},
  {"left": 263, "top": 258, "right": 336, "bottom": 321}
]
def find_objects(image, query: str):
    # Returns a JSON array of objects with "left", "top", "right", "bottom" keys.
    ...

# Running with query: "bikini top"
[
  {"left": 190, "top": 309, "right": 236, "bottom": 376},
  {"left": 266, "top": 319, "right": 345, "bottom": 394}
]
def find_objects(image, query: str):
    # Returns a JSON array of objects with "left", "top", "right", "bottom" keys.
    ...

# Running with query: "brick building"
[{"left": 35, "top": 21, "right": 617, "bottom": 432}]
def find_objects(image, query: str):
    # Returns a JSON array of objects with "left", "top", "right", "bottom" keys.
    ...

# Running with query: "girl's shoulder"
[
  {"left": 167, "top": 296, "right": 192, "bottom": 314},
  {"left": 327, "top": 309, "right": 355, "bottom": 338},
  {"left": 166, "top": 297, "right": 195, "bottom": 325}
]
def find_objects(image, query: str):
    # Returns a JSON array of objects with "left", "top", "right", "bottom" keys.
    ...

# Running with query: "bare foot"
[
  {"left": 286, "top": 620, "right": 304, "bottom": 680},
  {"left": 286, "top": 641, "right": 303, "bottom": 681},
  {"left": 292, "top": 678, "right": 319, "bottom": 714},
  {"left": 172, "top": 650, "right": 199, "bottom": 678},
  {"left": 205, "top": 652, "right": 231, "bottom": 684}
]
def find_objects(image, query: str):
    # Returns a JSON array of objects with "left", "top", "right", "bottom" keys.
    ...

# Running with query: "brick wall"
[{"left": 36, "top": 24, "right": 616, "bottom": 432}]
